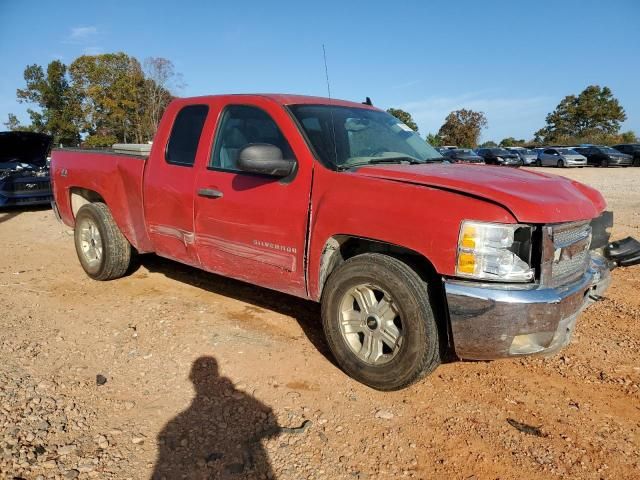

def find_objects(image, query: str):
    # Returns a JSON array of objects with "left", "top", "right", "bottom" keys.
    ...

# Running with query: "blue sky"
[{"left": 1, "top": 0, "right": 638, "bottom": 142}]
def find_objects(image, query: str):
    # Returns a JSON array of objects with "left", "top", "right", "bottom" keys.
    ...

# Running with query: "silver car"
[
  {"left": 538, "top": 147, "right": 587, "bottom": 167},
  {"left": 507, "top": 147, "right": 538, "bottom": 165}
]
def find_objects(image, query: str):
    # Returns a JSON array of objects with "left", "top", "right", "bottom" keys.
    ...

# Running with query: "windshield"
[
  {"left": 453, "top": 149, "right": 475, "bottom": 155},
  {"left": 558, "top": 148, "right": 579, "bottom": 155},
  {"left": 289, "top": 105, "right": 442, "bottom": 168},
  {"left": 599, "top": 147, "right": 620, "bottom": 154},
  {"left": 490, "top": 148, "right": 512, "bottom": 156}
]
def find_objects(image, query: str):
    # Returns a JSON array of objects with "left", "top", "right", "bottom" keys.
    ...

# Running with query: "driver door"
[{"left": 193, "top": 100, "right": 313, "bottom": 297}]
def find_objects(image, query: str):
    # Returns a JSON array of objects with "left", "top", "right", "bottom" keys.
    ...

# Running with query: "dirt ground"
[{"left": 1, "top": 167, "right": 639, "bottom": 480}]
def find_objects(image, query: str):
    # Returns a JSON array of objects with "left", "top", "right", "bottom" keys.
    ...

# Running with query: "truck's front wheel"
[
  {"left": 321, "top": 253, "right": 441, "bottom": 390},
  {"left": 74, "top": 202, "right": 131, "bottom": 281}
]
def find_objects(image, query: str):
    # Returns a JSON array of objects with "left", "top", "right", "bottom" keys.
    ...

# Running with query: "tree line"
[
  {"left": 5, "top": 57, "right": 635, "bottom": 151},
  {"left": 387, "top": 85, "right": 636, "bottom": 148},
  {"left": 4, "top": 53, "right": 181, "bottom": 147}
]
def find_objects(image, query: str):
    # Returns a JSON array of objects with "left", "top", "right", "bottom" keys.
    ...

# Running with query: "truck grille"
[{"left": 542, "top": 221, "right": 592, "bottom": 287}]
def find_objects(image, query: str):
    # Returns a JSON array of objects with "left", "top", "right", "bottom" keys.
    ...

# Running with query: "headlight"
[{"left": 456, "top": 221, "right": 534, "bottom": 282}]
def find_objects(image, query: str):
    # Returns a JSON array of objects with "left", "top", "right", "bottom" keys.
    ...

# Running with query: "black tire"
[
  {"left": 74, "top": 202, "right": 131, "bottom": 280},
  {"left": 557, "top": 159, "right": 564, "bottom": 168},
  {"left": 321, "top": 253, "right": 440, "bottom": 390},
  {"left": 634, "top": 158, "right": 640, "bottom": 167},
  {"left": 600, "top": 158, "right": 609, "bottom": 168},
  {"left": 536, "top": 159, "right": 542, "bottom": 167}
]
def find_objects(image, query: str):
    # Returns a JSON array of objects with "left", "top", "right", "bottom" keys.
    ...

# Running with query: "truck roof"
[{"left": 171, "top": 93, "right": 378, "bottom": 110}]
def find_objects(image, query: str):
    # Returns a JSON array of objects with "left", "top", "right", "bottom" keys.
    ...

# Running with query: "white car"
[{"left": 537, "top": 148, "right": 587, "bottom": 167}]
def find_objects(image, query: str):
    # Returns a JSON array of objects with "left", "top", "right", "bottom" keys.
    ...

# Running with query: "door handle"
[{"left": 197, "top": 188, "right": 224, "bottom": 199}]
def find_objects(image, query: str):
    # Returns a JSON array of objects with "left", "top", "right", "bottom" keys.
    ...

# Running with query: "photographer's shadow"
[{"left": 152, "top": 356, "right": 278, "bottom": 479}]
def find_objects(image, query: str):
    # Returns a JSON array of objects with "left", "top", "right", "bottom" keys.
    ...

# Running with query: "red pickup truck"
[{"left": 51, "top": 94, "right": 633, "bottom": 390}]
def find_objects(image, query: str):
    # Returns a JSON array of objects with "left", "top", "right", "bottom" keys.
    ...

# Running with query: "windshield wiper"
[
  {"left": 335, "top": 158, "right": 413, "bottom": 171},
  {"left": 335, "top": 156, "right": 443, "bottom": 171},
  {"left": 369, "top": 156, "right": 423, "bottom": 165}
]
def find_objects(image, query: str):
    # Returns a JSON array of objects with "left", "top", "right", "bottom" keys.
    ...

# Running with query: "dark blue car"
[{"left": 0, "top": 131, "right": 52, "bottom": 207}]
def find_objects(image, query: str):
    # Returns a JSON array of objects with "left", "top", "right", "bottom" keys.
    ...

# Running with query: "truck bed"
[{"left": 51, "top": 148, "right": 153, "bottom": 252}]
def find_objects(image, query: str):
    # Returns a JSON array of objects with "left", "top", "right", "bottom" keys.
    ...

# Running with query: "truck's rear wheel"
[
  {"left": 321, "top": 253, "right": 440, "bottom": 390},
  {"left": 74, "top": 202, "right": 131, "bottom": 281}
]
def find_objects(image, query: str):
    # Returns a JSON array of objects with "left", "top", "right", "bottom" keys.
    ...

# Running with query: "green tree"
[
  {"left": 535, "top": 85, "right": 626, "bottom": 144},
  {"left": 499, "top": 137, "right": 525, "bottom": 147},
  {"left": 620, "top": 131, "right": 637, "bottom": 143},
  {"left": 437, "top": 109, "right": 487, "bottom": 148},
  {"left": 480, "top": 140, "right": 497, "bottom": 148},
  {"left": 15, "top": 60, "right": 81, "bottom": 145},
  {"left": 83, "top": 134, "right": 119, "bottom": 148},
  {"left": 12, "top": 53, "right": 183, "bottom": 146},
  {"left": 386, "top": 108, "right": 419, "bottom": 132},
  {"left": 3, "top": 113, "right": 30, "bottom": 131},
  {"left": 69, "top": 53, "right": 146, "bottom": 143},
  {"left": 425, "top": 132, "right": 442, "bottom": 147}
]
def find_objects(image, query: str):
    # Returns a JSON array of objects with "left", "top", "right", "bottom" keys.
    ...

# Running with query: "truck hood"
[
  {"left": 354, "top": 163, "right": 606, "bottom": 223},
  {"left": 0, "top": 131, "right": 52, "bottom": 167}
]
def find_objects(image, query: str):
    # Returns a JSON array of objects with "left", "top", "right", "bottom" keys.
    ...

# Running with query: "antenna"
[
  {"left": 322, "top": 44, "right": 332, "bottom": 99},
  {"left": 322, "top": 44, "right": 339, "bottom": 167}
]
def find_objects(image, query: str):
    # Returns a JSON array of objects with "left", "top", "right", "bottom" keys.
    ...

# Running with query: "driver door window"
[{"left": 210, "top": 105, "right": 295, "bottom": 172}]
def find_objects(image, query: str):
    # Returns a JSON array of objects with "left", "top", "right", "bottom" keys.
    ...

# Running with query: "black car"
[
  {"left": 442, "top": 148, "right": 485, "bottom": 164},
  {"left": 573, "top": 146, "right": 633, "bottom": 167},
  {"left": 475, "top": 148, "right": 522, "bottom": 166},
  {"left": 612, "top": 144, "right": 640, "bottom": 167},
  {"left": 0, "top": 131, "right": 53, "bottom": 207}
]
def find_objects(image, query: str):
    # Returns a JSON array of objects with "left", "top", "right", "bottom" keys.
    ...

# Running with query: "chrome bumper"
[{"left": 444, "top": 253, "right": 610, "bottom": 360}]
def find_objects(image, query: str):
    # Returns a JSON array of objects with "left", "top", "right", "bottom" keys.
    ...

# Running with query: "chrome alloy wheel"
[
  {"left": 77, "top": 217, "right": 103, "bottom": 267},
  {"left": 338, "top": 284, "right": 403, "bottom": 365}
]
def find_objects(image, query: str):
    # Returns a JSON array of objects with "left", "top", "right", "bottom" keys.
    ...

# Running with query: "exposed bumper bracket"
[{"left": 604, "top": 236, "right": 640, "bottom": 268}]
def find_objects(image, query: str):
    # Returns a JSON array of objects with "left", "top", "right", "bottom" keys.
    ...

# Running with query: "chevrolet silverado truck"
[{"left": 50, "top": 94, "right": 640, "bottom": 390}]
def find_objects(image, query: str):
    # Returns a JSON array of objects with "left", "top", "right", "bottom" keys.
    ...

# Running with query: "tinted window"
[
  {"left": 489, "top": 148, "right": 511, "bottom": 155},
  {"left": 211, "top": 105, "right": 295, "bottom": 171},
  {"left": 165, "top": 105, "right": 209, "bottom": 166},
  {"left": 543, "top": 149, "right": 555, "bottom": 154}
]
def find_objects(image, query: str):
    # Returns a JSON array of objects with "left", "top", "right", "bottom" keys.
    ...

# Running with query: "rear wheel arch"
[{"left": 70, "top": 187, "right": 105, "bottom": 218}]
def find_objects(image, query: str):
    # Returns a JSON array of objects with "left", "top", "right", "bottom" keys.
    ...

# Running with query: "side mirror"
[{"left": 237, "top": 144, "right": 295, "bottom": 177}]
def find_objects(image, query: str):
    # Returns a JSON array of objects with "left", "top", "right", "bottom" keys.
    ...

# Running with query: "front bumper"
[
  {"left": 565, "top": 159, "right": 587, "bottom": 167},
  {"left": 499, "top": 159, "right": 521, "bottom": 166},
  {"left": 609, "top": 157, "right": 633, "bottom": 166},
  {"left": 0, "top": 176, "right": 52, "bottom": 207},
  {"left": 444, "top": 253, "right": 610, "bottom": 360}
]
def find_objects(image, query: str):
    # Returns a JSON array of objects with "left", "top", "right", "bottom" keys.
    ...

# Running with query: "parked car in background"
[
  {"left": 475, "top": 147, "right": 521, "bottom": 166},
  {"left": 506, "top": 147, "right": 538, "bottom": 166},
  {"left": 612, "top": 144, "right": 640, "bottom": 166},
  {"left": 538, "top": 148, "right": 587, "bottom": 168},
  {"left": 0, "top": 131, "right": 53, "bottom": 207},
  {"left": 573, "top": 146, "right": 633, "bottom": 167},
  {"left": 436, "top": 146, "right": 457, "bottom": 155},
  {"left": 442, "top": 148, "right": 485, "bottom": 164}
]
